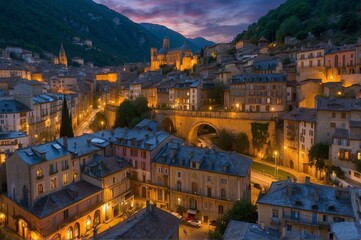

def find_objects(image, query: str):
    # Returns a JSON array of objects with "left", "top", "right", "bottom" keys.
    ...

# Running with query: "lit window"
[
  {"left": 36, "top": 167, "right": 43, "bottom": 178},
  {"left": 37, "top": 183, "right": 43, "bottom": 194},
  {"left": 51, "top": 177, "right": 57, "bottom": 189},
  {"left": 63, "top": 173, "right": 69, "bottom": 184}
]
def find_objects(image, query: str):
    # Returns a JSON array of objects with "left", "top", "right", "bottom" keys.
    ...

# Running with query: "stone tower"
[
  {"left": 162, "top": 36, "right": 170, "bottom": 50},
  {"left": 59, "top": 43, "right": 68, "bottom": 67}
]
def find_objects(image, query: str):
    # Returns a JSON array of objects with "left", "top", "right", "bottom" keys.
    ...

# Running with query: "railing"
[{"left": 154, "top": 109, "right": 283, "bottom": 120}]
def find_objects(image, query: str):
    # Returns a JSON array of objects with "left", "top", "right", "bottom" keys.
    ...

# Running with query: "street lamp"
[
  {"left": 274, "top": 151, "right": 278, "bottom": 180},
  {"left": 101, "top": 121, "right": 104, "bottom": 130}
]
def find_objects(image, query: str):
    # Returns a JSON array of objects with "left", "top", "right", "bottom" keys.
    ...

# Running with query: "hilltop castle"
[{"left": 149, "top": 37, "right": 197, "bottom": 71}]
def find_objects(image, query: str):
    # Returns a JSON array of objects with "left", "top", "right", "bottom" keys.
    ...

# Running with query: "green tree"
[
  {"left": 208, "top": 81, "right": 225, "bottom": 105},
  {"left": 308, "top": 143, "right": 329, "bottom": 178},
  {"left": 209, "top": 200, "right": 257, "bottom": 238},
  {"left": 251, "top": 122, "right": 269, "bottom": 153},
  {"left": 114, "top": 97, "right": 151, "bottom": 128},
  {"left": 276, "top": 16, "right": 302, "bottom": 42},
  {"left": 217, "top": 129, "right": 232, "bottom": 151},
  {"left": 60, "top": 97, "right": 74, "bottom": 138},
  {"left": 232, "top": 132, "right": 250, "bottom": 154}
]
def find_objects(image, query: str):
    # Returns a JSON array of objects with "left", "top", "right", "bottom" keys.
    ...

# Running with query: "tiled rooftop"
[
  {"left": 154, "top": 139, "right": 252, "bottom": 177},
  {"left": 31, "top": 181, "right": 102, "bottom": 218},
  {"left": 257, "top": 180, "right": 355, "bottom": 217}
]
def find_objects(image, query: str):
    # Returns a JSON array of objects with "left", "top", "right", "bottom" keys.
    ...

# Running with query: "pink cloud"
[{"left": 94, "top": 0, "right": 286, "bottom": 42}]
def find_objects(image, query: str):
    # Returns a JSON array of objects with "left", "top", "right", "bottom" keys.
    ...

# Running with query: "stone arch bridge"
[{"left": 153, "top": 110, "right": 279, "bottom": 152}]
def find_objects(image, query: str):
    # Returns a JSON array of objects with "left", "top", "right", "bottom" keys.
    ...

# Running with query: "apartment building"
[
  {"left": 281, "top": 108, "right": 317, "bottom": 175},
  {"left": 257, "top": 178, "right": 356, "bottom": 239},
  {"left": 151, "top": 139, "right": 252, "bottom": 222},
  {"left": 296, "top": 47, "right": 326, "bottom": 82},
  {"left": 91, "top": 127, "right": 173, "bottom": 185},
  {"left": 229, "top": 74, "right": 287, "bottom": 112},
  {"left": 0, "top": 100, "right": 30, "bottom": 133}
]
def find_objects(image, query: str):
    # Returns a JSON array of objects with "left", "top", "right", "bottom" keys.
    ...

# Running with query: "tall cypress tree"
[{"left": 60, "top": 96, "right": 74, "bottom": 137}]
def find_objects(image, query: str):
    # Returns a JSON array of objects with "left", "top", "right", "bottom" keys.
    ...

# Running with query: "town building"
[
  {"left": 257, "top": 177, "right": 357, "bottom": 239},
  {"left": 296, "top": 47, "right": 326, "bottom": 82},
  {"left": 228, "top": 73, "right": 287, "bottom": 112},
  {"left": 151, "top": 139, "right": 252, "bottom": 222},
  {"left": 0, "top": 100, "right": 31, "bottom": 133},
  {"left": 0, "top": 131, "right": 29, "bottom": 164},
  {"left": 281, "top": 108, "right": 317, "bottom": 175}
]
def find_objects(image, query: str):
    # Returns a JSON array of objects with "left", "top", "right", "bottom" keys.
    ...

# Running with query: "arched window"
[
  {"left": 177, "top": 180, "right": 182, "bottom": 191},
  {"left": 86, "top": 216, "right": 91, "bottom": 231},
  {"left": 36, "top": 167, "right": 43, "bottom": 178},
  {"left": 51, "top": 233, "right": 61, "bottom": 240},
  {"left": 335, "top": 55, "right": 339, "bottom": 67},
  {"left": 66, "top": 227, "right": 73, "bottom": 240},
  {"left": 94, "top": 210, "right": 100, "bottom": 226},
  {"left": 74, "top": 222, "right": 80, "bottom": 239}
]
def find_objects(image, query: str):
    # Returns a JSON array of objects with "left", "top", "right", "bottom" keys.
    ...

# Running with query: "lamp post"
[
  {"left": 101, "top": 121, "right": 104, "bottom": 130},
  {"left": 274, "top": 151, "right": 278, "bottom": 180}
]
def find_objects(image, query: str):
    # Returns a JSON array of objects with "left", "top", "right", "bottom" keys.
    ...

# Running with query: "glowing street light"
[
  {"left": 274, "top": 151, "right": 278, "bottom": 180},
  {"left": 101, "top": 121, "right": 104, "bottom": 130}
]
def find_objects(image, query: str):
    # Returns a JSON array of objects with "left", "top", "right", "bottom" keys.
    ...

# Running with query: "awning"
[{"left": 187, "top": 209, "right": 197, "bottom": 215}]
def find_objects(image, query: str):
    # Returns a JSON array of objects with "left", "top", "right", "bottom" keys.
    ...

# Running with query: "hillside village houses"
[
  {"left": 0, "top": 122, "right": 253, "bottom": 239},
  {"left": 1, "top": 34, "right": 361, "bottom": 239}
]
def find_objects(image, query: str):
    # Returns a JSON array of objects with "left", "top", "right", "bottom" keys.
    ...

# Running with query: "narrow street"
[{"left": 74, "top": 109, "right": 100, "bottom": 136}]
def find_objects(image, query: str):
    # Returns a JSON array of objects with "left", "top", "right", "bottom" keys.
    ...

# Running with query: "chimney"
[
  {"left": 63, "top": 136, "right": 68, "bottom": 149},
  {"left": 305, "top": 176, "right": 310, "bottom": 185}
]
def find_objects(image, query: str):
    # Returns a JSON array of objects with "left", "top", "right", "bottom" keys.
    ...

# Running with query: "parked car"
[
  {"left": 185, "top": 216, "right": 195, "bottom": 222},
  {"left": 187, "top": 219, "right": 202, "bottom": 227}
]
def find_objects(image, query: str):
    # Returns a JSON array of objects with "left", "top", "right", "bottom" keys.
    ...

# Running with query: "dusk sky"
[{"left": 94, "top": 0, "right": 286, "bottom": 43}]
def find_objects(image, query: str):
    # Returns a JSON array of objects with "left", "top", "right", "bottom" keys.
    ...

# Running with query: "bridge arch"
[
  {"left": 187, "top": 121, "right": 220, "bottom": 146},
  {"left": 160, "top": 117, "right": 175, "bottom": 133}
]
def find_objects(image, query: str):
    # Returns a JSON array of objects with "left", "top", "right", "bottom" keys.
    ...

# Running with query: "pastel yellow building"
[{"left": 95, "top": 72, "right": 118, "bottom": 82}]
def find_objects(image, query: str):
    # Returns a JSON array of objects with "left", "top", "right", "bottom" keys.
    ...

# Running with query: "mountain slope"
[
  {"left": 237, "top": 0, "right": 361, "bottom": 45},
  {"left": 140, "top": 23, "right": 214, "bottom": 53},
  {"left": 0, "top": 0, "right": 161, "bottom": 66}
]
